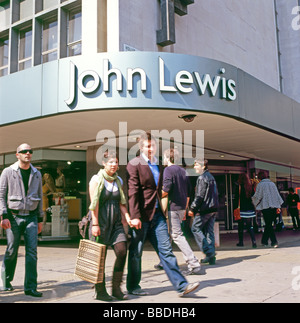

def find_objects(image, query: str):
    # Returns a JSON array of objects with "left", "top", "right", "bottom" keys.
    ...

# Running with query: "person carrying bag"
[
  {"left": 235, "top": 173, "right": 257, "bottom": 248},
  {"left": 87, "top": 151, "right": 131, "bottom": 301}
]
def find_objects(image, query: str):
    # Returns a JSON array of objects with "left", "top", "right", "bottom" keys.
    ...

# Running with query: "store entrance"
[{"left": 213, "top": 173, "right": 240, "bottom": 231}]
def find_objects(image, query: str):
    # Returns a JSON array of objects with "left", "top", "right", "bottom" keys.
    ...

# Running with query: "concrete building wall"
[
  {"left": 275, "top": 0, "right": 300, "bottom": 103},
  {"left": 119, "top": 0, "right": 280, "bottom": 91},
  {"left": 119, "top": 0, "right": 160, "bottom": 52},
  {"left": 0, "top": 0, "right": 283, "bottom": 92}
]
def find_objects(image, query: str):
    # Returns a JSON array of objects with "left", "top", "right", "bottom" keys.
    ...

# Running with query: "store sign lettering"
[
  {"left": 292, "top": 6, "right": 300, "bottom": 31},
  {"left": 65, "top": 57, "right": 237, "bottom": 108}
]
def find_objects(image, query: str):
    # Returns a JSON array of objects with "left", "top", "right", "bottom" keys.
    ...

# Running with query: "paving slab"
[{"left": 0, "top": 230, "right": 299, "bottom": 304}]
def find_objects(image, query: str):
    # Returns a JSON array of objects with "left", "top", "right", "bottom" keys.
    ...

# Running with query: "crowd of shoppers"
[{"left": 0, "top": 138, "right": 295, "bottom": 301}]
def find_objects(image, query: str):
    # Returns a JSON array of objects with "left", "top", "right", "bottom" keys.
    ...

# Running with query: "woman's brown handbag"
[
  {"left": 233, "top": 185, "right": 241, "bottom": 221},
  {"left": 75, "top": 238, "right": 106, "bottom": 284},
  {"left": 233, "top": 208, "right": 241, "bottom": 221}
]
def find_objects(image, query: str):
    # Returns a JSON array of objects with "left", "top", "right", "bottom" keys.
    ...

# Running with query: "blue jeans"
[
  {"left": 1, "top": 214, "right": 38, "bottom": 291},
  {"left": 126, "top": 210, "right": 188, "bottom": 294},
  {"left": 192, "top": 212, "right": 217, "bottom": 257}
]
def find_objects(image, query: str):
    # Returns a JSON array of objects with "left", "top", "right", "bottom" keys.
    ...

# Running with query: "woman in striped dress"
[{"left": 235, "top": 173, "right": 257, "bottom": 248}]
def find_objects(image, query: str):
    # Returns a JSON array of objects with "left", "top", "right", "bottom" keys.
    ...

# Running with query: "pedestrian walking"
[
  {"left": 0, "top": 143, "right": 43, "bottom": 297},
  {"left": 89, "top": 150, "right": 131, "bottom": 301},
  {"left": 162, "top": 148, "right": 204, "bottom": 275},
  {"left": 286, "top": 187, "right": 300, "bottom": 230},
  {"left": 188, "top": 159, "right": 219, "bottom": 265},
  {"left": 252, "top": 170, "right": 283, "bottom": 248},
  {"left": 234, "top": 173, "right": 257, "bottom": 248},
  {"left": 126, "top": 131, "right": 200, "bottom": 297}
]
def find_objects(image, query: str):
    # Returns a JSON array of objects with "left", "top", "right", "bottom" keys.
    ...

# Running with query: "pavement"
[{"left": 0, "top": 229, "right": 300, "bottom": 304}]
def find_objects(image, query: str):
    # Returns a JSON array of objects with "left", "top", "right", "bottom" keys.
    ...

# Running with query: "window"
[
  {"left": 19, "top": 28, "right": 32, "bottom": 71},
  {"left": 0, "top": 1, "right": 10, "bottom": 30},
  {"left": 1, "top": 0, "right": 82, "bottom": 72},
  {"left": 19, "top": 0, "right": 33, "bottom": 21},
  {"left": 43, "top": 0, "right": 59, "bottom": 11},
  {"left": 0, "top": 36, "right": 9, "bottom": 77},
  {"left": 67, "top": 7, "right": 82, "bottom": 57},
  {"left": 42, "top": 16, "right": 58, "bottom": 63}
]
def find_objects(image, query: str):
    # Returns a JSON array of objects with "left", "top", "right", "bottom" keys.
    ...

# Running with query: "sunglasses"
[{"left": 18, "top": 149, "right": 33, "bottom": 154}]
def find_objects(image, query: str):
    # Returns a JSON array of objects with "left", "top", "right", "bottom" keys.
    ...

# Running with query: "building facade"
[
  {"left": 1, "top": 0, "right": 300, "bottom": 234},
  {"left": 275, "top": 0, "right": 300, "bottom": 103}
]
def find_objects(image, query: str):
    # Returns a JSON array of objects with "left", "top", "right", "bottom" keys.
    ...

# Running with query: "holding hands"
[{"left": 1, "top": 219, "right": 11, "bottom": 230}]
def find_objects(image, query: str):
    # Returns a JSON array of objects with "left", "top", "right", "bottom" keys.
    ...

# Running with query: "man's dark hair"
[
  {"left": 102, "top": 150, "right": 119, "bottom": 163},
  {"left": 138, "top": 131, "right": 157, "bottom": 149},
  {"left": 257, "top": 170, "right": 268, "bottom": 180},
  {"left": 194, "top": 159, "right": 208, "bottom": 170}
]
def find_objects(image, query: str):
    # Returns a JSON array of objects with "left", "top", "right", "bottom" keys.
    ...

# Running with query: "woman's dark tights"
[
  {"left": 95, "top": 241, "right": 127, "bottom": 300},
  {"left": 238, "top": 218, "right": 256, "bottom": 245},
  {"left": 112, "top": 241, "right": 127, "bottom": 273}
]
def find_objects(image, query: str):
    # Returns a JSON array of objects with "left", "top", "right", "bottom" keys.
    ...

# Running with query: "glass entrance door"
[{"left": 214, "top": 173, "right": 240, "bottom": 230}]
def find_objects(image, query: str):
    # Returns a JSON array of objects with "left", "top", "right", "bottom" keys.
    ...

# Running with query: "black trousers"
[
  {"left": 261, "top": 208, "right": 278, "bottom": 246},
  {"left": 237, "top": 217, "right": 256, "bottom": 244},
  {"left": 288, "top": 208, "right": 300, "bottom": 229}
]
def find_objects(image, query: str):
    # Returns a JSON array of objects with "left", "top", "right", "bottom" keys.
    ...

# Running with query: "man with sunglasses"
[{"left": 0, "top": 143, "right": 43, "bottom": 297}]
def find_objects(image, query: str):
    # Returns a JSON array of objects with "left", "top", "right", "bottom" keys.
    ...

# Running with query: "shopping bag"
[{"left": 75, "top": 237, "right": 106, "bottom": 284}]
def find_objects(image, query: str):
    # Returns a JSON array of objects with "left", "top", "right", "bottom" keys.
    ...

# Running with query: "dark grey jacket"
[
  {"left": 0, "top": 162, "right": 43, "bottom": 220},
  {"left": 190, "top": 170, "right": 219, "bottom": 215}
]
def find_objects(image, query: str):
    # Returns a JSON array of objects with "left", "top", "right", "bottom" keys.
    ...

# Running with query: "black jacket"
[
  {"left": 287, "top": 193, "right": 300, "bottom": 208},
  {"left": 190, "top": 170, "right": 219, "bottom": 215},
  {"left": 234, "top": 185, "right": 255, "bottom": 212}
]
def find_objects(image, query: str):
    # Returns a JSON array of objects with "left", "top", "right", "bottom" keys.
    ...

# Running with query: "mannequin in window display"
[
  {"left": 42, "top": 173, "right": 56, "bottom": 224},
  {"left": 55, "top": 167, "right": 66, "bottom": 192}
]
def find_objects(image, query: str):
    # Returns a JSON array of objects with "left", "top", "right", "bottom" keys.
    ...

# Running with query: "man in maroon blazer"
[{"left": 126, "top": 131, "right": 200, "bottom": 297}]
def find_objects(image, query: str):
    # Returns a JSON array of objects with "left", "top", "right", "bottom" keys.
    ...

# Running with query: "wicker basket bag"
[{"left": 75, "top": 238, "right": 106, "bottom": 284}]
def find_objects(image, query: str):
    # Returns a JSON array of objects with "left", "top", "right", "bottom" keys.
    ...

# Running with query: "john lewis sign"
[
  {"left": 0, "top": 52, "right": 239, "bottom": 125},
  {"left": 64, "top": 54, "right": 237, "bottom": 110}
]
